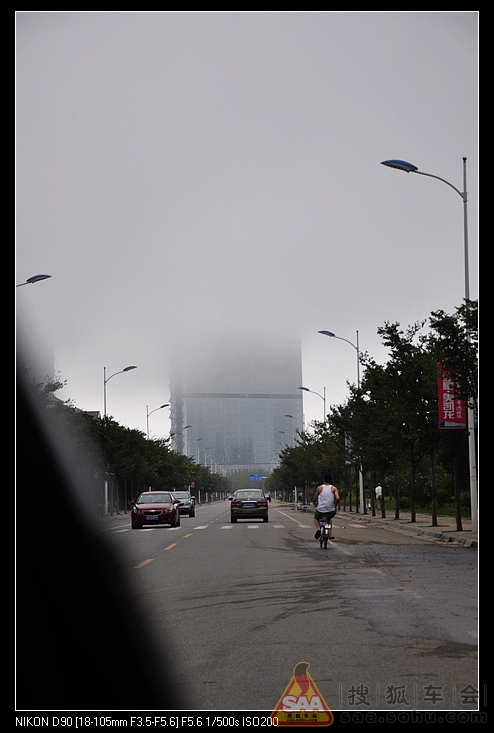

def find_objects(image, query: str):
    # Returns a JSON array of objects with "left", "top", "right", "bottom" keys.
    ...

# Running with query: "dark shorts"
[{"left": 315, "top": 509, "right": 336, "bottom": 521}]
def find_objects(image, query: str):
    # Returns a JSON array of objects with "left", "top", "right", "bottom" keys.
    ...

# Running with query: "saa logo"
[{"left": 271, "top": 662, "right": 333, "bottom": 726}]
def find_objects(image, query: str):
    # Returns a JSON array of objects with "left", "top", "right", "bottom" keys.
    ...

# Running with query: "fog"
[{"left": 16, "top": 12, "right": 478, "bottom": 434}]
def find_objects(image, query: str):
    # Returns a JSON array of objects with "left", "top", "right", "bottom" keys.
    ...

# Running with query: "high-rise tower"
[{"left": 170, "top": 333, "right": 303, "bottom": 475}]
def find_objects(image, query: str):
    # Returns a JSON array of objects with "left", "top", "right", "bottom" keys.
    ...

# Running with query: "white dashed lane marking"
[{"left": 113, "top": 522, "right": 288, "bottom": 534}]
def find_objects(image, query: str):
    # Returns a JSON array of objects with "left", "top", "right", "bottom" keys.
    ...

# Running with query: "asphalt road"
[{"left": 101, "top": 500, "right": 478, "bottom": 713}]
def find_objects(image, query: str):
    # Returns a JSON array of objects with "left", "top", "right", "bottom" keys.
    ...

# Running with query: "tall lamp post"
[
  {"left": 146, "top": 403, "right": 170, "bottom": 439},
  {"left": 381, "top": 158, "right": 477, "bottom": 532},
  {"left": 102, "top": 365, "right": 137, "bottom": 516},
  {"left": 318, "top": 331, "right": 360, "bottom": 387},
  {"left": 103, "top": 365, "right": 137, "bottom": 420},
  {"left": 318, "top": 329, "right": 365, "bottom": 513}
]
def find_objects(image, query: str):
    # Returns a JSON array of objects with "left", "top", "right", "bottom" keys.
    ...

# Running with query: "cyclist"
[{"left": 313, "top": 475, "right": 339, "bottom": 540}]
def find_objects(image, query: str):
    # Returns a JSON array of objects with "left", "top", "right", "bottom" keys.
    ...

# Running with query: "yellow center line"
[
  {"left": 135, "top": 559, "right": 154, "bottom": 568},
  {"left": 183, "top": 533, "right": 193, "bottom": 538},
  {"left": 164, "top": 543, "right": 177, "bottom": 551}
]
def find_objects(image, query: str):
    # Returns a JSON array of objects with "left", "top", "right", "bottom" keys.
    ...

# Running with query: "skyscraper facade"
[{"left": 170, "top": 334, "right": 303, "bottom": 475}]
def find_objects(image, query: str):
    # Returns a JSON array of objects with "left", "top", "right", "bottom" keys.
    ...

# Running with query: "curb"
[{"left": 346, "top": 514, "right": 478, "bottom": 549}]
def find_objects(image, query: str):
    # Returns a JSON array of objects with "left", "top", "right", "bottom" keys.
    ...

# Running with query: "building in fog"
[{"left": 169, "top": 334, "right": 303, "bottom": 475}]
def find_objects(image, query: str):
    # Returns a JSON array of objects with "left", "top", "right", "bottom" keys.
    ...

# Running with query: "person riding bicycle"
[{"left": 313, "top": 475, "right": 340, "bottom": 540}]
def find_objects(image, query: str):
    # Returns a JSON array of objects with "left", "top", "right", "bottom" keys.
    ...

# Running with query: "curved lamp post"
[
  {"left": 16, "top": 273, "right": 52, "bottom": 287},
  {"left": 298, "top": 386, "right": 326, "bottom": 421},
  {"left": 103, "top": 365, "right": 137, "bottom": 419},
  {"left": 381, "top": 158, "right": 477, "bottom": 532},
  {"left": 318, "top": 329, "right": 364, "bottom": 513},
  {"left": 284, "top": 413, "right": 304, "bottom": 442},
  {"left": 276, "top": 429, "right": 293, "bottom": 449},
  {"left": 102, "top": 365, "right": 137, "bottom": 515},
  {"left": 284, "top": 413, "right": 303, "bottom": 425},
  {"left": 318, "top": 330, "right": 360, "bottom": 387},
  {"left": 103, "top": 366, "right": 137, "bottom": 516},
  {"left": 198, "top": 446, "right": 212, "bottom": 466},
  {"left": 146, "top": 403, "right": 170, "bottom": 439},
  {"left": 192, "top": 437, "right": 203, "bottom": 461},
  {"left": 170, "top": 424, "right": 192, "bottom": 454}
]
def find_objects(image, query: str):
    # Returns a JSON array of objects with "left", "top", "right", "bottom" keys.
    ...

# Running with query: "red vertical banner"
[{"left": 438, "top": 362, "right": 466, "bottom": 429}]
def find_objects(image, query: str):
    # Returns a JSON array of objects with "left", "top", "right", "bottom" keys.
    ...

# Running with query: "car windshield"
[
  {"left": 137, "top": 493, "right": 173, "bottom": 504},
  {"left": 236, "top": 491, "right": 263, "bottom": 500},
  {"left": 172, "top": 492, "right": 189, "bottom": 499}
]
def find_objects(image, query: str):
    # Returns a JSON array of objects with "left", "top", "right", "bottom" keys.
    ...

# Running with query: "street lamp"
[
  {"left": 16, "top": 273, "right": 52, "bottom": 287},
  {"left": 284, "top": 415, "right": 304, "bottom": 446},
  {"left": 198, "top": 447, "right": 212, "bottom": 465},
  {"left": 102, "top": 365, "right": 137, "bottom": 515},
  {"left": 193, "top": 437, "right": 203, "bottom": 461},
  {"left": 170, "top": 424, "right": 192, "bottom": 454},
  {"left": 319, "top": 329, "right": 364, "bottom": 513},
  {"left": 284, "top": 414, "right": 303, "bottom": 424},
  {"left": 381, "top": 157, "right": 477, "bottom": 532},
  {"left": 103, "top": 365, "right": 137, "bottom": 419},
  {"left": 298, "top": 386, "right": 326, "bottom": 421},
  {"left": 318, "top": 330, "right": 360, "bottom": 387},
  {"left": 146, "top": 403, "right": 170, "bottom": 439}
]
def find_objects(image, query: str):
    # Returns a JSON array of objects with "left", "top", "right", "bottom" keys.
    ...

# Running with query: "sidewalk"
[{"left": 294, "top": 503, "right": 478, "bottom": 549}]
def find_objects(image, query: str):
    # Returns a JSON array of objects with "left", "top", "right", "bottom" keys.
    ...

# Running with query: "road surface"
[{"left": 101, "top": 500, "right": 478, "bottom": 712}]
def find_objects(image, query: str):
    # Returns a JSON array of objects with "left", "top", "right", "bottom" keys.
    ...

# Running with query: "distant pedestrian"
[{"left": 375, "top": 484, "right": 382, "bottom": 511}]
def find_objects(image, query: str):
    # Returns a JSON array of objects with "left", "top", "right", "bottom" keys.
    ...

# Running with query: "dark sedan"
[
  {"left": 171, "top": 490, "right": 195, "bottom": 517},
  {"left": 230, "top": 489, "right": 270, "bottom": 523},
  {"left": 131, "top": 491, "right": 181, "bottom": 529}
]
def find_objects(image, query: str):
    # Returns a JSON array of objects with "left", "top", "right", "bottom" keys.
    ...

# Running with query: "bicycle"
[{"left": 318, "top": 514, "right": 333, "bottom": 549}]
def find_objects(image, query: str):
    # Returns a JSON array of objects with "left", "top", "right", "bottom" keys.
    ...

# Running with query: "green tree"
[
  {"left": 428, "top": 299, "right": 478, "bottom": 412},
  {"left": 374, "top": 321, "right": 439, "bottom": 522}
]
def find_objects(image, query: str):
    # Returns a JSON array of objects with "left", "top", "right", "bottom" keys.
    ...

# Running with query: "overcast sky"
[{"left": 16, "top": 11, "right": 478, "bottom": 438}]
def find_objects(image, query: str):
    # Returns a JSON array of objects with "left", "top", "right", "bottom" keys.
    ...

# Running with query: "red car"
[{"left": 131, "top": 491, "right": 181, "bottom": 529}]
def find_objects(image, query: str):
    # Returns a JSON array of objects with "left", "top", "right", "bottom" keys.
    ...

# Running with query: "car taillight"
[
  {"left": 256, "top": 500, "right": 267, "bottom": 506},
  {"left": 232, "top": 501, "right": 241, "bottom": 507}
]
